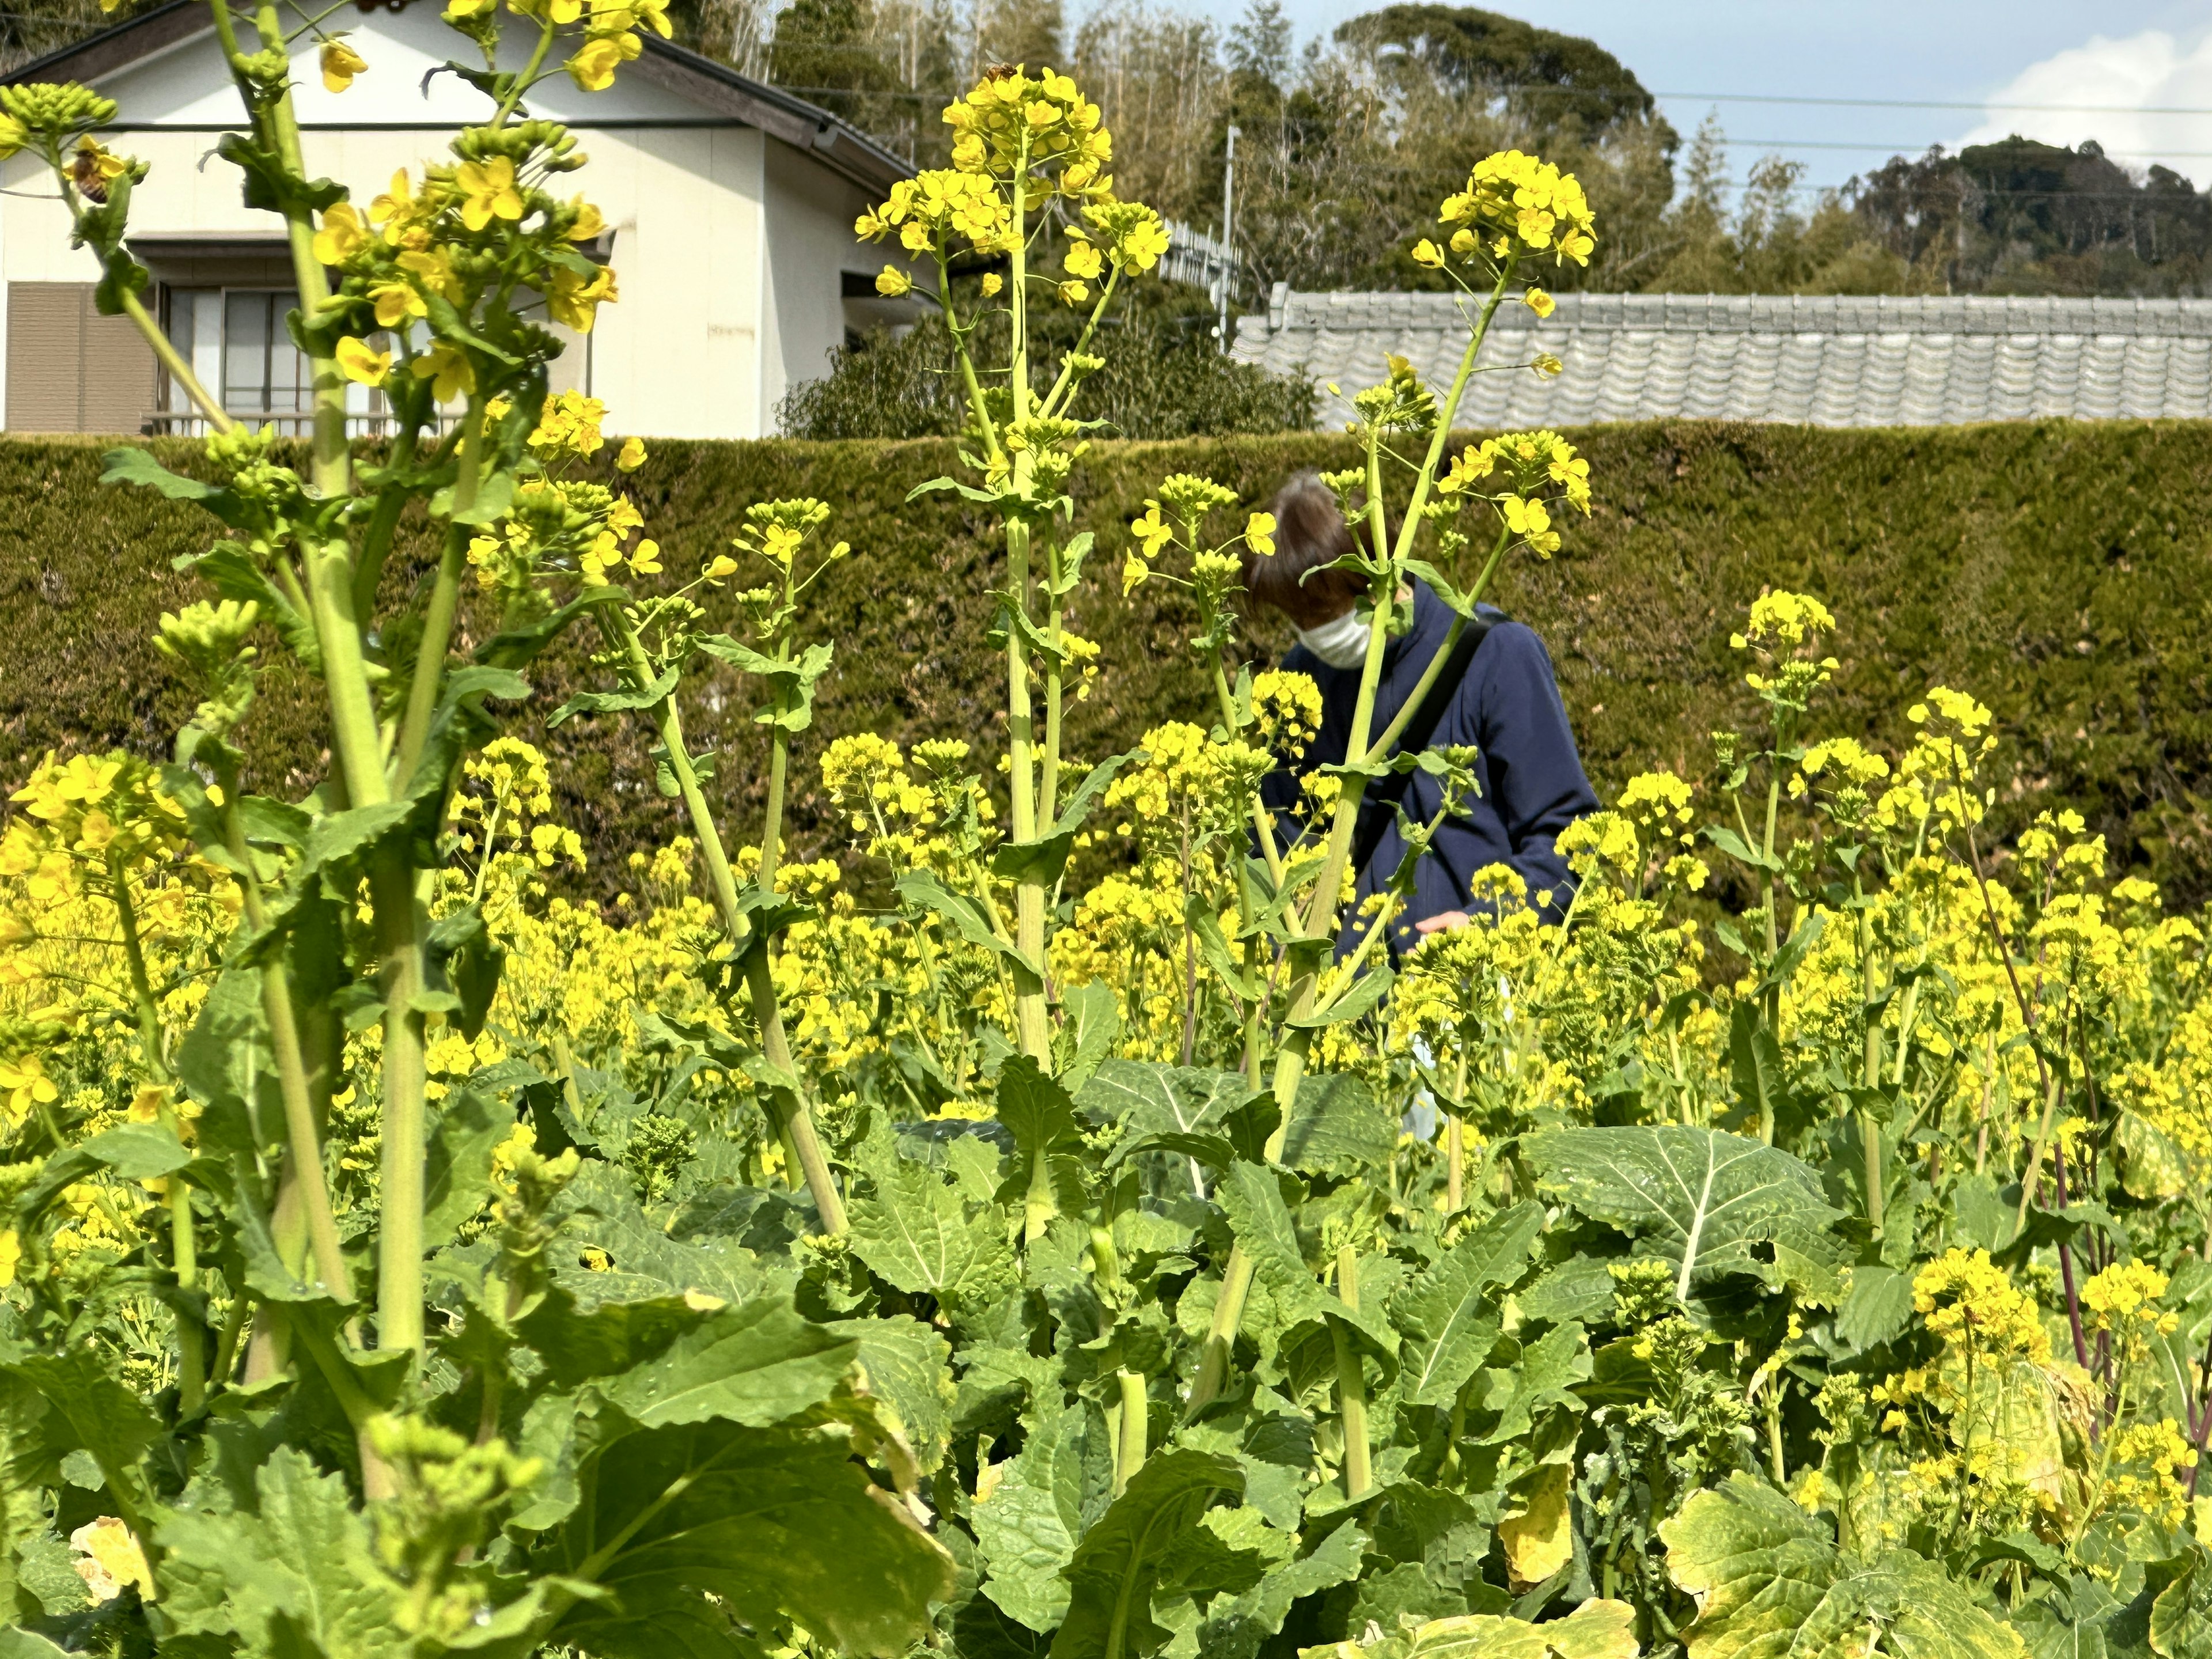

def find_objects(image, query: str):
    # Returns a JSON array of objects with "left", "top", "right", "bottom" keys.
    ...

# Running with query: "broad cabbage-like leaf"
[
  {"left": 533, "top": 1414, "right": 956, "bottom": 1659},
  {"left": 1299, "top": 1597, "right": 1639, "bottom": 1659},
  {"left": 974, "top": 1400, "right": 1115, "bottom": 1632},
  {"left": 849, "top": 1143, "right": 1020, "bottom": 1313},
  {"left": 1283, "top": 1071, "right": 1397, "bottom": 1173},
  {"left": 1661, "top": 1472, "right": 2027, "bottom": 1659},
  {"left": 1391, "top": 1202, "right": 1544, "bottom": 1406},
  {"left": 1196, "top": 1520, "right": 1369, "bottom": 1659},
  {"left": 2149, "top": 1547, "right": 2212, "bottom": 1658},
  {"left": 601, "top": 1296, "right": 861, "bottom": 1427},
  {"left": 1048, "top": 1449, "right": 1243, "bottom": 1659},
  {"left": 157, "top": 1448, "right": 411, "bottom": 1659},
  {"left": 1524, "top": 1127, "right": 1842, "bottom": 1300}
]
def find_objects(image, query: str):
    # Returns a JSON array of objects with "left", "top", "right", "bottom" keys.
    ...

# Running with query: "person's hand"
[{"left": 1415, "top": 910, "right": 1470, "bottom": 935}]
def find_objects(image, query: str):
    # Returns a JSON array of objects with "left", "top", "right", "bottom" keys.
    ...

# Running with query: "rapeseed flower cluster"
[{"left": 1412, "top": 150, "right": 1598, "bottom": 280}]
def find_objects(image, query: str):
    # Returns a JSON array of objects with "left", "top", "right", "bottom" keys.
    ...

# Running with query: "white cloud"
[{"left": 1957, "top": 28, "right": 2212, "bottom": 185}]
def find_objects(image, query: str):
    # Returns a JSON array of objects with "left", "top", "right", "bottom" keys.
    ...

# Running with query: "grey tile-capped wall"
[{"left": 1230, "top": 289, "right": 2212, "bottom": 428}]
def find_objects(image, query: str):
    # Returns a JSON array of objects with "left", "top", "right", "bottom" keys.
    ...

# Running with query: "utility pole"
[{"left": 1218, "top": 124, "right": 1238, "bottom": 354}]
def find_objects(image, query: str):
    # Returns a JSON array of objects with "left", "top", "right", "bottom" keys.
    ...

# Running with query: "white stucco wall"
[
  {"left": 0, "top": 3, "right": 885, "bottom": 435},
  {"left": 763, "top": 138, "right": 875, "bottom": 423}
]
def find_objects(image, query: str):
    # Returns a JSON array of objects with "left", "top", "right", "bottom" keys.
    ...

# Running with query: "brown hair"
[{"left": 1241, "top": 472, "right": 1362, "bottom": 624}]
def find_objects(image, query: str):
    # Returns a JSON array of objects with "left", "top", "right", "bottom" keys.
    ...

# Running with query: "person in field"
[{"left": 1244, "top": 471, "right": 1599, "bottom": 952}]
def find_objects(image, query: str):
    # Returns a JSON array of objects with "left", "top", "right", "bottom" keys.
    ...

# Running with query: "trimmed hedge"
[{"left": 6, "top": 422, "right": 2212, "bottom": 902}]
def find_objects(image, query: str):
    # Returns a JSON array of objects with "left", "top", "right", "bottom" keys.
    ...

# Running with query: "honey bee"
[
  {"left": 981, "top": 62, "right": 1016, "bottom": 81},
  {"left": 69, "top": 141, "right": 112, "bottom": 204}
]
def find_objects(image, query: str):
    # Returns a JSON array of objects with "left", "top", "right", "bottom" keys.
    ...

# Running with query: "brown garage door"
[{"left": 6, "top": 282, "right": 157, "bottom": 434}]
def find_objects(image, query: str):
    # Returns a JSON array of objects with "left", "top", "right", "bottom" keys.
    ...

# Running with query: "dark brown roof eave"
[
  {"left": 1, "top": 0, "right": 209, "bottom": 86},
  {"left": 1, "top": 0, "right": 912, "bottom": 198},
  {"left": 631, "top": 37, "right": 911, "bottom": 196}
]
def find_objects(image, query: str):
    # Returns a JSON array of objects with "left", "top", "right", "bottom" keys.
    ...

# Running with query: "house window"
[{"left": 158, "top": 286, "right": 396, "bottom": 433}]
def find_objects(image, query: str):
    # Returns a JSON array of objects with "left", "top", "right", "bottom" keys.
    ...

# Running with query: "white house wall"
[
  {"left": 762, "top": 139, "right": 873, "bottom": 423},
  {"left": 0, "top": 3, "right": 881, "bottom": 436}
]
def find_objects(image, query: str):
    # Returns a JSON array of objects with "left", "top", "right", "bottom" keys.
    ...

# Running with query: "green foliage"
[
  {"left": 14, "top": 420, "right": 2212, "bottom": 904},
  {"left": 777, "top": 304, "right": 1316, "bottom": 441},
  {"left": 1660, "top": 1475, "right": 2030, "bottom": 1659}
]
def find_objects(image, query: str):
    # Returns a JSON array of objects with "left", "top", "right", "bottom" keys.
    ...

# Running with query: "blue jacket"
[{"left": 1261, "top": 582, "right": 1600, "bottom": 950}]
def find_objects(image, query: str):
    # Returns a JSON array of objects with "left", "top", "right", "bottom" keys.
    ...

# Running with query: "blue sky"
[{"left": 1197, "top": 0, "right": 2212, "bottom": 194}]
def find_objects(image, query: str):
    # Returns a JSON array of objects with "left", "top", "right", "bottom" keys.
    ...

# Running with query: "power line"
[
  {"left": 1712, "top": 137, "right": 2212, "bottom": 161},
  {"left": 1651, "top": 90, "right": 2212, "bottom": 118}
]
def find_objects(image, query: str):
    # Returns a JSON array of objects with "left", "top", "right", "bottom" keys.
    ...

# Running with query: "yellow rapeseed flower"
[
  {"left": 319, "top": 38, "right": 367, "bottom": 92},
  {"left": 335, "top": 336, "right": 391, "bottom": 387}
]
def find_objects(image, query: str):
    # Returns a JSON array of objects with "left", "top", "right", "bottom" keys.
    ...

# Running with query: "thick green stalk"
[
  {"left": 393, "top": 405, "right": 486, "bottom": 789},
  {"left": 210, "top": 1294, "right": 249, "bottom": 1391},
  {"left": 1113, "top": 1369, "right": 1147, "bottom": 1497},
  {"left": 1858, "top": 877, "right": 1884, "bottom": 1237},
  {"left": 1448, "top": 1038, "right": 1469, "bottom": 1213},
  {"left": 1041, "top": 537, "right": 1065, "bottom": 835},
  {"left": 1333, "top": 1246, "right": 1372, "bottom": 1498},
  {"left": 350, "top": 450, "right": 418, "bottom": 625},
  {"left": 998, "top": 151, "right": 1052, "bottom": 1064},
  {"left": 223, "top": 801, "right": 350, "bottom": 1300},
  {"left": 1002, "top": 508, "right": 1052, "bottom": 1062},
  {"left": 370, "top": 855, "right": 430, "bottom": 1357}
]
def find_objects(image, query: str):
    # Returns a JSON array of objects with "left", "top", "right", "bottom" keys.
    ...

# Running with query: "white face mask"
[{"left": 1296, "top": 608, "right": 1369, "bottom": 670}]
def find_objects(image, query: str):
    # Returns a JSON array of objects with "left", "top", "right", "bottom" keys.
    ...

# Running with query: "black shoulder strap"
[{"left": 1349, "top": 611, "right": 1499, "bottom": 880}]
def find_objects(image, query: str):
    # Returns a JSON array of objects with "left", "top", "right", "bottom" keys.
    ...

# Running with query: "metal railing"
[{"left": 142, "top": 408, "right": 468, "bottom": 438}]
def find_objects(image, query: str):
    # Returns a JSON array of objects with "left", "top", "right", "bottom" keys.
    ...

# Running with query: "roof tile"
[{"left": 1234, "top": 291, "right": 2212, "bottom": 426}]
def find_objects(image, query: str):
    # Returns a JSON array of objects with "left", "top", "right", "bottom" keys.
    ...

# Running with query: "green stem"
[
  {"left": 109, "top": 858, "right": 206, "bottom": 1416},
  {"left": 491, "top": 17, "right": 556, "bottom": 125},
  {"left": 1003, "top": 509, "right": 1051, "bottom": 1063},
  {"left": 608, "top": 613, "right": 847, "bottom": 1231},
  {"left": 350, "top": 461, "right": 415, "bottom": 626},
  {"left": 1113, "top": 1369, "right": 1147, "bottom": 1497},
  {"left": 122, "top": 290, "right": 234, "bottom": 430},
  {"left": 1858, "top": 873, "right": 1884, "bottom": 1238},
  {"left": 370, "top": 853, "right": 429, "bottom": 1354},
  {"left": 1333, "top": 1245, "right": 1372, "bottom": 1499},
  {"left": 393, "top": 402, "right": 486, "bottom": 790},
  {"left": 210, "top": 1293, "right": 250, "bottom": 1391},
  {"left": 1192, "top": 262, "right": 1517, "bottom": 1417},
  {"left": 247, "top": 0, "right": 349, "bottom": 499},
  {"left": 223, "top": 798, "right": 350, "bottom": 1301}
]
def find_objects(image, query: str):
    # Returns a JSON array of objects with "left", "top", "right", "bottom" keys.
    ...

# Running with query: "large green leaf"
[
  {"left": 836, "top": 1315, "right": 955, "bottom": 1475},
  {"left": 1282, "top": 1072, "right": 1398, "bottom": 1173},
  {"left": 1467, "top": 1324, "right": 1589, "bottom": 1446},
  {"left": 535, "top": 1415, "right": 955, "bottom": 1659},
  {"left": 1392, "top": 1203, "right": 1544, "bottom": 1406},
  {"left": 512, "top": 1286, "right": 709, "bottom": 1389},
  {"left": 603, "top": 1296, "right": 860, "bottom": 1429},
  {"left": 5, "top": 1353, "right": 159, "bottom": 1485},
  {"left": 975, "top": 1400, "right": 1115, "bottom": 1631},
  {"left": 1661, "top": 1472, "right": 2027, "bottom": 1659},
  {"left": 997, "top": 1057, "right": 1085, "bottom": 1162},
  {"left": 157, "top": 1447, "right": 411, "bottom": 1659},
  {"left": 1215, "top": 1163, "right": 1331, "bottom": 1330},
  {"left": 1077, "top": 1060, "right": 1252, "bottom": 1138},
  {"left": 421, "top": 1085, "right": 510, "bottom": 1251},
  {"left": 1524, "top": 1127, "right": 1843, "bottom": 1300},
  {"left": 2149, "top": 1548, "right": 2212, "bottom": 1658},
  {"left": 1301, "top": 1597, "right": 1639, "bottom": 1659},
  {"left": 849, "top": 1146, "right": 1020, "bottom": 1312},
  {"left": 1048, "top": 1449, "right": 1243, "bottom": 1659},
  {"left": 1198, "top": 1519, "right": 1369, "bottom": 1659}
]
